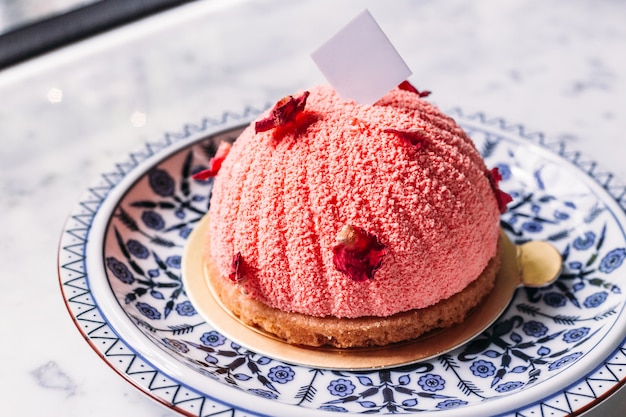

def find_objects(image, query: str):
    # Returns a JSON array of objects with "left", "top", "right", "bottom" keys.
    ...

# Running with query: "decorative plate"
[{"left": 58, "top": 107, "right": 626, "bottom": 417}]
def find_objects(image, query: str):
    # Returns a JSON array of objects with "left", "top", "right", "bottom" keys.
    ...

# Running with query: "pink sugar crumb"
[{"left": 208, "top": 84, "right": 501, "bottom": 318}]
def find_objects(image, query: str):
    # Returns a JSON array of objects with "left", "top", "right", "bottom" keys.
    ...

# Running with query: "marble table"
[{"left": 2, "top": 0, "right": 626, "bottom": 415}]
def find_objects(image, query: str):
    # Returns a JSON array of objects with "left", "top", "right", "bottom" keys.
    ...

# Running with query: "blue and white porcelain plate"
[{"left": 59, "top": 107, "right": 626, "bottom": 417}]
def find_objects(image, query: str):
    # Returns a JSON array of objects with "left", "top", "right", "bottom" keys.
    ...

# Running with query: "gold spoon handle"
[
  {"left": 500, "top": 231, "right": 562, "bottom": 289},
  {"left": 517, "top": 240, "right": 562, "bottom": 288}
]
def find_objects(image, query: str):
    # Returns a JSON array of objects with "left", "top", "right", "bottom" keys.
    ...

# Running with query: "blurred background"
[
  {"left": 0, "top": 1, "right": 198, "bottom": 69},
  {"left": 0, "top": 0, "right": 97, "bottom": 34}
]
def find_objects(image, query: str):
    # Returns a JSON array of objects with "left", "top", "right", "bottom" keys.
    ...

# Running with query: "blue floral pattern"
[
  {"left": 599, "top": 248, "right": 626, "bottom": 273},
  {"left": 470, "top": 360, "right": 496, "bottom": 378},
  {"left": 57, "top": 111, "right": 626, "bottom": 417}
]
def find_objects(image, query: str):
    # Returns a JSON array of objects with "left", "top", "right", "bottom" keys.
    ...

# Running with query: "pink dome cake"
[{"left": 199, "top": 83, "right": 510, "bottom": 348}]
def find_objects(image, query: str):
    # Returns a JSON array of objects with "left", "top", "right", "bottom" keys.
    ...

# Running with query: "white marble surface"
[{"left": 1, "top": 0, "right": 626, "bottom": 415}]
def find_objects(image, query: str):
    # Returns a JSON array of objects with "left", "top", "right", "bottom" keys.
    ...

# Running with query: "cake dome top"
[{"left": 206, "top": 84, "right": 504, "bottom": 318}]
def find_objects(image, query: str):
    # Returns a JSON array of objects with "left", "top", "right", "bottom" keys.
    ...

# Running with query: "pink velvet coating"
[{"left": 208, "top": 85, "right": 501, "bottom": 318}]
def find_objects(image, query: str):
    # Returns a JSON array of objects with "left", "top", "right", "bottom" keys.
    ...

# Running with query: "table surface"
[{"left": 2, "top": 0, "right": 626, "bottom": 416}]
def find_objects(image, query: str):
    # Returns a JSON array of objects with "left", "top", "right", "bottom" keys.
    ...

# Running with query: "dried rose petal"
[
  {"left": 332, "top": 225, "right": 386, "bottom": 282},
  {"left": 384, "top": 128, "right": 428, "bottom": 148},
  {"left": 488, "top": 167, "right": 513, "bottom": 214},
  {"left": 192, "top": 141, "right": 232, "bottom": 180},
  {"left": 255, "top": 91, "right": 310, "bottom": 133},
  {"left": 228, "top": 252, "right": 244, "bottom": 283},
  {"left": 398, "top": 80, "right": 431, "bottom": 98}
]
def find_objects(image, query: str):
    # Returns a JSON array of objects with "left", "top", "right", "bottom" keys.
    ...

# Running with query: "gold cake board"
[{"left": 182, "top": 216, "right": 530, "bottom": 370}]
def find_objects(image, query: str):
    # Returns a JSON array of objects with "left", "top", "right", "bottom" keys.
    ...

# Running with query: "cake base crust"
[{"left": 204, "top": 239, "right": 502, "bottom": 349}]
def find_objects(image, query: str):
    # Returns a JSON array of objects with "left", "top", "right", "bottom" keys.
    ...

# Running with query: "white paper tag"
[{"left": 311, "top": 9, "right": 412, "bottom": 105}]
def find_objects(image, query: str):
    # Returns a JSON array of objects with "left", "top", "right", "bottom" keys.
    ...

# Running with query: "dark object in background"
[{"left": 0, "top": 0, "right": 194, "bottom": 70}]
